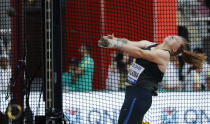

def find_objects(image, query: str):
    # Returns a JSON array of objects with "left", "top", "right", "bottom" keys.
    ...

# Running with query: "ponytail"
[
  {"left": 182, "top": 50, "right": 207, "bottom": 67},
  {"left": 173, "top": 37, "right": 207, "bottom": 67}
]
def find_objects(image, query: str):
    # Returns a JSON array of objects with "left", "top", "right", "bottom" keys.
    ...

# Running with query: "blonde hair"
[{"left": 173, "top": 37, "right": 207, "bottom": 67}]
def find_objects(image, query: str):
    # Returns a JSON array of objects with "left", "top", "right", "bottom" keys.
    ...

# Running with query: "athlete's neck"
[{"left": 156, "top": 43, "right": 170, "bottom": 51}]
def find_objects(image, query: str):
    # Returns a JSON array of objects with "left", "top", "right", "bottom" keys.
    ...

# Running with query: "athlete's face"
[{"left": 164, "top": 35, "right": 183, "bottom": 54}]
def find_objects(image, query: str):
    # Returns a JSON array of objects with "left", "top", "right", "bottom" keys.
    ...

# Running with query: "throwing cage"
[{"left": 0, "top": 0, "right": 210, "bottom": 123}]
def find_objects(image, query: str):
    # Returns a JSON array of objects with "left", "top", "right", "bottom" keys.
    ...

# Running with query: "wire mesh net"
[
  {"left": 24, "top": 0, "right": 45, "bottom": 119},
  {"left": 0, "top": 0, "right": 209, "bottom": 123},
  {"left": 62, "top": 0, "right": 210, "bottom": 124},
  {"left": 0, "top": 0, "right": 44, "bottom": 123},
  {"left": 0, "top": 1, "right": 12, "bottom": 121}
]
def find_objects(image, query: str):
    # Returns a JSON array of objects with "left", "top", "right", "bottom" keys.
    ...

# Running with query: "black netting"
[
  {"left": 0, "top": 0, "right": 44, "bottom": 123},
  {"left": 0, "top": 0, "right": 209, "bottom": 123},
  {"left": 62, "top": 0, "right": 210, "bottom": 124}
]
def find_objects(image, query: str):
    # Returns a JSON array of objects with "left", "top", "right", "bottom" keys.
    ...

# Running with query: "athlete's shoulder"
[
  {"left": 151, "top": 48, "right": 170, "bottom": 62},
  {"left": 141, "top": 40, "right": 156, "bottom": 48}
]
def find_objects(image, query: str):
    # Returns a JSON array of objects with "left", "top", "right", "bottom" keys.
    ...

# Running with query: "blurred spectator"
[
  {"left": 0, "top": 55, "right": 11, "bottom": 91},
  {"left": 178, "top": 55, "right": 185, "bottom": 82},
  {"left": 0, "top": 36, "right": 11, "bottom": 56},
  {"left": 194, "top": 0, "right": 210, "bottom": 17},
  {"left": 76, "top": 43, "right": 94, "bottom": 91},
  {"left": 106, "top": 51, "right": 120, "bottom": 91},
  {"left": 177, "top": 26, "right": 190, "bottom": 87},
  {"left": 62, "top": 43, "right": 94, "bottom": 92},
  {"left": 178, "top": 26, "right": 189, "bottom": 42},
  {"left": 163, "top": 56, "right": 182, "bottom": 91},
  {"left": 202, "top": 37, "right": 210, "bottom": 65},
  {"left": 115, "top": 51, "right": 132, "bottom": 91},
  {"left": 205, "top": 0, "right": 210, "bottom": 9},
  {"left": 178, "top": 26, "right": 190, "bottom": 51},
  {"left": 193, "top": 48, "right": 210, "bottom": 90},
  {"left": 207, "top": 76, "right": 210, "bottom": 90},
  {"left": 185, "top": 65, "right": 203, "bottom": 91},
  {"left": 0, "top": 38, "right": 4, "bottom": 55},
  {"left": 62, "top": 58, "right": 78, "bottom": 91},
  {"left": 183, "top": 48, "right": 209, "bottom": 91}
]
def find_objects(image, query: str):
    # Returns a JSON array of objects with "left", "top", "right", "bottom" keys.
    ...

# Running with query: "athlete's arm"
[
  {"left": 126, "top": 40, "right": 155, "bottom": 49},
  {"left": 106, "top": 34, "right": 155, "bottom": 48},
  {"left": 98, "top": 35, "right": 170, "bottom": 65},
  {"left": 121, "top": 44, "right": 170, "bottom": 66}
]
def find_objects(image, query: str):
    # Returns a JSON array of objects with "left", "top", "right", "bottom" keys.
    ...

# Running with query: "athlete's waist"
[
  {"left": 125, "top": 81, "right": 158, "bottom": 96},
  {"left": 126, "top": 81, "right": 157, "bottom": 87}
]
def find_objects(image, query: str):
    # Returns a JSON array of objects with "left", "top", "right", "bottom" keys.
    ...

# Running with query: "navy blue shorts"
[{"left": 118, "top": 86, "right": 152, "bottom": 124}]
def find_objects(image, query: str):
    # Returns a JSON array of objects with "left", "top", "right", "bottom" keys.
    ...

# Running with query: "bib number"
[{"left": 127, "top": 63, "right": 145, "bottom": 85}]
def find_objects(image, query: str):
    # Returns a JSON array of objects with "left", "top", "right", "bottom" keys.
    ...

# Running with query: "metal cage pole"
[
  {"left": 53, "top": 0, "right": 63, "bottom": 123},
  {"left": 44, "top": 0, "right": 55, "bottom": 123},
  {"left": 44, "top": 0, "right": 63, "bottom": 123}
]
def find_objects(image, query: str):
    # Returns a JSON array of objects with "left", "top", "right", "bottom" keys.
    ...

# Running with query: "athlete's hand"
[
  {"left": 98, "top": 36, "right": 111, "bottom": 48},
  {"left": 98, "top": 34, "right": 127, "bottom": 49},
  {"left": 98, "top": 35, "right": 121, "bottom": 48},
  {"left": 106, "top": 33, "right": 115, "bottom": 39}
]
